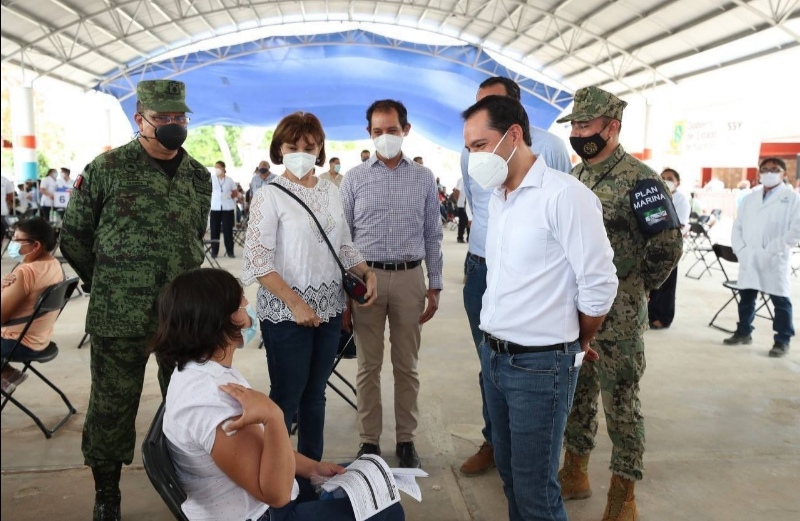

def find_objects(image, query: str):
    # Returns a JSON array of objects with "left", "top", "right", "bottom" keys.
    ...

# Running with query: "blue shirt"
[
  {"left": 341, "top": 153, "right": 444, "bottom": 289},
  {"left": 461, "top": 126, "right": 572, "bottom": 257}
]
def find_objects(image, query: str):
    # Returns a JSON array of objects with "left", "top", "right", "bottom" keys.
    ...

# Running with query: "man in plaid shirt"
[{"left": 340, "top": 99, "right": 444, "bottom": 469}]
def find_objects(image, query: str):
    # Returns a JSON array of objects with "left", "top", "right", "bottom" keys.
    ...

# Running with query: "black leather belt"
[
  {"left": 467, "top": 253, "right": 486, "bottom": 264},
  {"left": 483, "top": 333, "right": 577, "bottom": 354},
  {"left": 366, "top": 260, "right": 422, "bottom": 271}
]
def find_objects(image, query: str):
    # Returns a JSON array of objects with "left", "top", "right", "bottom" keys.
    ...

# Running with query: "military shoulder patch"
[
  {"left": 630, "top": 178, "right": 680, "bottom": 237},
  {"left": 73, "top": 174, "right": 84, "bottom": 191}
]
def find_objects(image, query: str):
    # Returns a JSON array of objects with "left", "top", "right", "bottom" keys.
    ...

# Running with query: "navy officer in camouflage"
[
  {"left": 556, "top": 86, "right": 682, "bottom": 521},
  {"left": 60, "top": 79, "right": 211, "bottom": 521}
]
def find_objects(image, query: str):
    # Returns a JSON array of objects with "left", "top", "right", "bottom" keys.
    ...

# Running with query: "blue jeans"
[
  {"left": 262, "top": 314, "right": 342, "bottom": 461},
  {"left": 1, "top": 337, "right": 38, "bottom": 362},
  {"left": 480, "top": 340, "right": 581, "bottom": 521},
  {"left": 462, "top": 253, "right": 491, "bottom": 443},
  {"left": 736, "top": 290, "right": 794, "bottom": 344},
  {"left": 258, "top": 477, "right": 405, "bottom": 521}
]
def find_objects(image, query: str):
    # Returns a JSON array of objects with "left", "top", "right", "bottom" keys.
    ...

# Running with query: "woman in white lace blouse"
[{"left": 242, "top": 112, "right": 377, "bottom": 462}]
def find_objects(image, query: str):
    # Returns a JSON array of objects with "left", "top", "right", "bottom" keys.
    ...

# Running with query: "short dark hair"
[
  {"left": 759, "top": 157, "right": 786, "bottom": 171},
  {"left": 14, "top": 217, "right": 57, "bottom": 252},
  {"left": 60, "top": 167, "right": 70, "bottom": 175},
  {"left": 329, "top": 157, "right": 339, "bottom": 164},
  {"left": 661, "top": 168, "right": 681, "bottom": 183},
  {"left": 270, "top": 112, "right": 326, "bottom": 167},
  {"left": 413, "top": 156, "right": 423, "bottom": 162},
  {"left": 366, "top": 100, "right": 409, "bottom": 132},
  {"left": 149, "top": 268, "right": 244, "bottom": 371},
  {"left": 462, "top": 95, "right": 532, "bottom": 147},
  {"left": 215, "top": 160, "right": 226, "bottom": 169},
  {"left": 478, "top": 77, "right": 521, "bottom": 101}
]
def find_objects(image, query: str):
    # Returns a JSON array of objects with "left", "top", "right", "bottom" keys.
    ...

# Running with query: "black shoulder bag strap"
[{"left": 268, "top": 182, "right": 348, "bottom": 275}]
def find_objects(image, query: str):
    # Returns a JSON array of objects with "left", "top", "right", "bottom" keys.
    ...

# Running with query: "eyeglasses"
[
  {"left": 140, "top": 113, "right": 190, "bottom": 125},
  {"left": 759, "top": 167, "right": 784, "bottom": 174}
]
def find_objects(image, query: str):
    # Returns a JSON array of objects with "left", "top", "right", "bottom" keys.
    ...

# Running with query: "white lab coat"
[{"left": 732, "top": 184, "right": 800, "bottom": 297}]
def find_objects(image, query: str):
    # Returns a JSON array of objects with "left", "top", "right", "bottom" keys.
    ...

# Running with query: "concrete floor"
[{"left": 2, "top": 222, "right": 799, "bottom": 521}]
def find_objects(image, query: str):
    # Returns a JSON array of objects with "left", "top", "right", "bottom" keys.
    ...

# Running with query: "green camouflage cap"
[
  {"left": 556, "top": 86, "right": 627, "bottom": 123},
  {"left": 136, "top": 80, "right": 192, "bottom": 113}
]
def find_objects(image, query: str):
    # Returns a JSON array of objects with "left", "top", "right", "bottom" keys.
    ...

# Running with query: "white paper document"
[{"left": 321, "top": 456, "right": 429, "bottom": 520}]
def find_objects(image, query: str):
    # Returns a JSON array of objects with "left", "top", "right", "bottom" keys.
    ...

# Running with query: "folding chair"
[
  {"left": 142, "top": 401, "right": 190, "bottom": 521},
  {"left": 1, "top": 277, "right": 80, "bottom": 438},
  {"left": 202, "top": 239, "right": 221, "bottom": 269},
  {"left": 327, "top": 331, "right": 357, "bottom": 410},
  {"left": 684, "top": 222, "right": 720, "bottom": 279},
  {"left": 708, "top": 244, "right": 773, "bottom": 333},
  {"left": 233, "top": 216, "right": 248, "bottom": 249}
]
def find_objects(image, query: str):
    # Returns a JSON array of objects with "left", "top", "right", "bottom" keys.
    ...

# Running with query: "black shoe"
[
  {"left": 396, "top": 441, "right": 421, "bottom": 468},
  {"left": 225, "top": 252, "right": 236, "bottom": 258},
  {"left": 769, "top": 342, "right": 789, "bottom": 358},
  {"left": 93, "top": 493, "right": 121, "bottom": 521},
  {"left": 210, "top": 253, "right": 218, "bottom": 259},
  {"left": 723, "top": 333, "right": 752, "bottom": 345},
  {"left": 92, "top": 463, "right": 122, "bottom": 521},
  {"left": 358, "top": 443, "right": 381, "bottom": 457},
  {"left": 457, "top": 238, "right": 465, "bottom": 243}
]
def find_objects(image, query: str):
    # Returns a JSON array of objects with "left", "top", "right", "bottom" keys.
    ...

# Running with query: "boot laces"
[{"left": 606, "top": 480, "right": 627, "bottom": 519}]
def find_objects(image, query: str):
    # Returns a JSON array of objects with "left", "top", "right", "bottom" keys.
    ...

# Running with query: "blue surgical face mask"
[
  {"left": 239, "top": 305, "right": 259, "bottom": 348},
  {"left": 7, "top": 241, "right": 28, "bottom": 260}
]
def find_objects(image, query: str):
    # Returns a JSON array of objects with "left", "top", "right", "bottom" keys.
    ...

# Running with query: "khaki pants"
[{"left": 352, "top": 266, "right": 426, "bottom": 444}]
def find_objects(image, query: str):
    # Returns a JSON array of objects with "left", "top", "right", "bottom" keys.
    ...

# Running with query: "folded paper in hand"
[{"left": 321, "top": 455, "right": 428, "bottom": 520}]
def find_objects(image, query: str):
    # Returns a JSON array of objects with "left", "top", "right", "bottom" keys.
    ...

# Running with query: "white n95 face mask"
[
  {"left": 283, "top": 153, "right": 317, "bottom": 178},
  {"left": 664, "top": 180, "right": 676, "bottom": 193},
  {"left": 759, "top": 172, "right": 782, "bottom": 188},
  {"left": 467, "top": 129, "right": 517, "bottom": 191},
  {"left": 373, "top": 134, "right": 404, "bottom": 160}
]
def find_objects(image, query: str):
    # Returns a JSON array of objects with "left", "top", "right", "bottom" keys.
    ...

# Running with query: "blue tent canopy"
[{"left": 97, "top": 30, "right": 573, "bottom": 152}]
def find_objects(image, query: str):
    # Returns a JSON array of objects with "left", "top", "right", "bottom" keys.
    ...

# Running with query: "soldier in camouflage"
[
  {"left": 556, "top": 86, "right": 682, "bottom": 521},
  {"left": 60, "top": 80, "right": 211, "bottom": 521}
]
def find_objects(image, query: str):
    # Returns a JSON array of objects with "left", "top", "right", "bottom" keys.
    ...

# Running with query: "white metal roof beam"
[
  {"left": 731, "top": 0, "right": 800, "bottom": 44},
  {"left": 613, "top": 40, "right": 798, "bottom": 96},
  {"left": 560, "top": 1, "right": 744, "bottom": 80}
]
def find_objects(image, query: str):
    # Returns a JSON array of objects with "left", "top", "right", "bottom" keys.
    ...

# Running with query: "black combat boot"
[{"left": 92, "top": 463, "right": 122, "bottom": 521}]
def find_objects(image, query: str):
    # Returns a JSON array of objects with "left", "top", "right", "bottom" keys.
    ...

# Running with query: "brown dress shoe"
[{"left": 459, "top": 441, "right": 495, "bottom": 476}]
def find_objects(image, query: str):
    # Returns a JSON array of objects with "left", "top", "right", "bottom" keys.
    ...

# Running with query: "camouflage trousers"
[
  {"left": 82, "top": 336, "right": 171, "bottom": 467},
  {"left": 563, "top": 337, "right": 646, "bottom": 481}
]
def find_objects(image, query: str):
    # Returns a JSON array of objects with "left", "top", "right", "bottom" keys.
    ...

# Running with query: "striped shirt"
[{"left": 340, "top": 154, "right": 444, "bottom": 289}]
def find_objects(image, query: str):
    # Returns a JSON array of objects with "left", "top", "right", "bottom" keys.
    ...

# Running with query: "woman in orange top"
[{"left": 1, "top": 217, "right": 64, "bottom": 393}]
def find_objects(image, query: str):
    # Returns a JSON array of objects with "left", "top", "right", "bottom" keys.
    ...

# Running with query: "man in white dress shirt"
[
  {"left": 462, "top": 95, "right": 618, "bottom": 521},
  {"left": 459, "top": 76, "right": 573, "bottom": 477}
]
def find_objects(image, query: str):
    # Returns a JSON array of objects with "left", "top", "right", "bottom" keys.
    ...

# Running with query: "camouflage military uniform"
[
  {"left": 562, "top": 143, "right": 682, "bottom": 480},
  {"left": 60, "top": 83, "right": 211, "bottom": 468},
  {"left": 556, "top": 87, "right": 683, "bottom": 483}
]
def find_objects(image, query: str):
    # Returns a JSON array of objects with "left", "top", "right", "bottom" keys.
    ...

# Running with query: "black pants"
[
  {"left": 457, "top": 207, "right": 469, "bottom": 241},
  {"left": 209, "top": 210, "right": 235, "bottom": 256},
  {"left": 648, "top": 265, "right": 678, "bottom": 327},
  {"left": 40, "top": 206, "right": 51, "bottom": 222}
]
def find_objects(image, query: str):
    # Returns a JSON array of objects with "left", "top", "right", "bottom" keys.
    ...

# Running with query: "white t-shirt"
[
  {"left": 164, "top": 360, "right": 299, "bottom": 521},
  {"left": 480, "top": 157, "right": 618, "bottom": 345},
  {"left": 672, "top": 190, "right": 691, "bottom": 236},
  {"left": 241, "top": 176, "right": 364, "bottom": 324},
  {"left": 455, "top": 178, "right": 467, "bottom": 208},
  {"left": 40, "top": 175, "right": 57, "bottom": 207},
  {"left": 1, "top": 176, "right": 14, "bottom": 216},
  {"left": 211, "top": 175, "right": 238, "bottom": 211}
]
